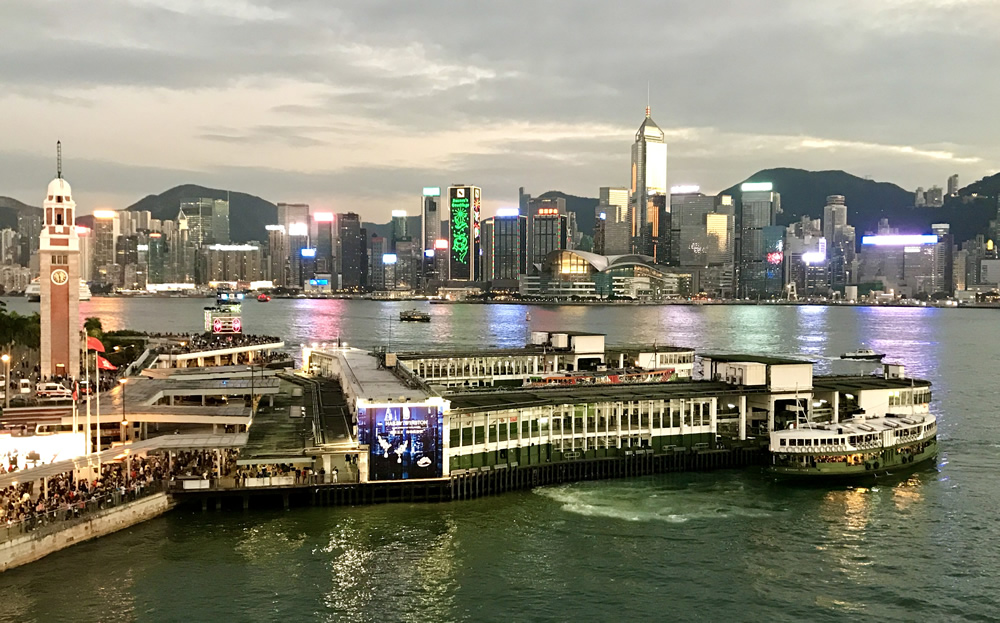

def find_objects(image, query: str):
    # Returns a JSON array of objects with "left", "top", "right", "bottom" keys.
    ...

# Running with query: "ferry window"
[{"left": 780, "top": 439, "right": 786, "bottom": 447}]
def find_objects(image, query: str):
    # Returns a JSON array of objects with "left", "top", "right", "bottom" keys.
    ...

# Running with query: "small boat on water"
[
  {"left": 525, "top": 311, "right": 531, "bottom": 321},
  {"left": 841, "top": 348, "right": 885, "bottom": 361},
  {"left": 257, "top": 293, "right": 271, "bottom": 302},
  {"left": 400, "top": 309, "right": 431, "bottom": 322}
]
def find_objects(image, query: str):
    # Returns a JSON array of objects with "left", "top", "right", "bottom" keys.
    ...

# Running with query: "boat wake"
[{"left": 535, "top": 481, "right": 775, "bottom": 524}]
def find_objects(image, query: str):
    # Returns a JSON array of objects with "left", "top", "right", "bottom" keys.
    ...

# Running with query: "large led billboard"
[
  {"left": 358, "top": 404, "right": 443, "bottom": 481},
  {"left": 448, "top": 186, "right": 473, "bottom": 280}
]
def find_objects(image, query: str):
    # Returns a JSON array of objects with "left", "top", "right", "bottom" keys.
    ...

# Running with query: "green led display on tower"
[{"left": 449, "top": 185, "right": 480, "bottom": 280}]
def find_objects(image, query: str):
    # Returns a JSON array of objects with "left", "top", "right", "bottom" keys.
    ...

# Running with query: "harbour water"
[{"left": 1, "top": 298, "right": 997, "bottom": 622}]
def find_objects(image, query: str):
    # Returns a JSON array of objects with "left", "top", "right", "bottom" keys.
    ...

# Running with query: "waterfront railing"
[{"left": 0, "top": 480, "right": 167, "bottom": 545}]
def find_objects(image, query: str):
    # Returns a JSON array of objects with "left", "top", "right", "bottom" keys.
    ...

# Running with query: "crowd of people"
[
  {"left": 0, "top": 454, "right": 168, "bottom": 533},
  {"left": 165, "top": 333, "right": 283, "bottom": 355},
  {"left": 233, "top": 463, "right": 338, "bottom": 486}
]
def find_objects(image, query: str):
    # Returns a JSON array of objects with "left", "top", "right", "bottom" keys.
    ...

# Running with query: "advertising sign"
[
  {"left": 450, "top": 187, "right": 471, "bottom": 279},
  {"left": 358, "top": 404, "right": 443, "bottom": 481}
]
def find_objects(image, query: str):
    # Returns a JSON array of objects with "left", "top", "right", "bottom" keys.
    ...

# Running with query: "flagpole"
[{"left": 85, "top": 347, "right": 91, "bottom": 458}]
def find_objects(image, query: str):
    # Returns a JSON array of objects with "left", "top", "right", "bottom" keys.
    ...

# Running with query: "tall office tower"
[
  {"left": 823, "top": 195, "right": 856, "bottom": 290},
  {"left": 925, "top": 186, "right": 945, "bottom": 208},
  {"left": 277, "top": 203, "right": 310, "bottom": 233},
  {"left": 527, "top": 196, "right": 566, "bottom": 263},
  {"left": 133, "top": 210, "right": 152, "bottom": 232},
  {"left": 914, "top": 187, "right": 926, "bottom": 207},
  {"left": 630, "top": 106, "right": 667, "bottom": 255},
  {"left": 391, "top": 210, "right": 409, "bottom": 252},
  {"left": 178, "top": 198, "right": 230, "bottom": 245},
  {"left": 932, "top": 223, "right": 954, "bottom": 294},
  {"left": 313, "top": 212, "right": 335, "bottom": 274},
  {"left": 38, "top": 163, "right": 81, "bottom": 380},
  {"left": 147, "top": 232, "right": 166, "bottom": 283},
  {"left": 287, "top": 222, "right": 309, "bottom": 288},
  {"left": 393, "top": 237, "right": 419, "bottom": 290},
  {"left": 531, "top": 206, "right": 568, "bottom": 265},
  {"left": 670, "top": 188, "right": 716, "bottom": 267},
  {"left": 785, "top": 217, "right": 827, "bottom": 295},
  {"left": 74, "top": 226, "right": 92, "bottom": 281},
  {"left": 369, "top": 235, "right": 387, "bottom": 290},
  {"left": 265, "top": 225, "right": 287, "bottom": 286},
  {"left": 91, "top": 209, "right": 119, "bottom": 285},
  {"left": 947, "top": 174, "right": 959, "bottom": 197},
  {"left": 422, "top": 188, "right": 442, "bottom": 249},
  {"left": 739, "top": 182, "right": 783, "bottom": 298},
  {"left": 16, "top": 211, "right": 42, "bottom": 267},
  {"left": 338, "top": 213, "right": 367, "bottom": 290},
  {"left": 652, "top": 194, "right": 671, "bottom": 263},
  {"left": 0, "top": 229, "right": 19, "bottom": 265},
  {"left": 448, "top": 185, "right": 482, "bottom": 281},
  {"left": 599, "top": 186, "right": 631, "bottom": 255},
  {"left": 593, "top": 208, "right": 606, "bottom": 255},
  {"left": 483, "top": 209, "right": 528, "bottom": 281}
]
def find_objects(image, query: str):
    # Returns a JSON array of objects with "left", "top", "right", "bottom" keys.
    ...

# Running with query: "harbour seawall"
[{"left": 0, "top": 493, "right": 175, "bottom": 572}]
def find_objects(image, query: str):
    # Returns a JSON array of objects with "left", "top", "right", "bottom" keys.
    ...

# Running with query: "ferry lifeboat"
[{"left": 257, "top": 293, "right": 271, "bottom": 302}]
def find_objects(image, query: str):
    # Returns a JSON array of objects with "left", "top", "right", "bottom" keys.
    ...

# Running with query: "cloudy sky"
[{"left": 1, "top": 0, "right": 997, "bottom": 221}]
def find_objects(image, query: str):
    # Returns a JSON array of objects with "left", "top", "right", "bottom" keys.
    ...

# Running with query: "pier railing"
[{"left": 0, "top": 480, "right": 167, "bottom": 545}]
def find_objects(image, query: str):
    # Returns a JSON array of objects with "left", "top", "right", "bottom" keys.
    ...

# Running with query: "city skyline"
[{"left": 1, "top": 1, "right": 998, "bottom": 221}]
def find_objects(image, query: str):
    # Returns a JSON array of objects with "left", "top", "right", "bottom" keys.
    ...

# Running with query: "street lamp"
[
  {"left": 119, "top": 378, "right": 128, "bottom": 444},
  {"left": 1, "top": 354, "right": 9, "bottom": 410}
]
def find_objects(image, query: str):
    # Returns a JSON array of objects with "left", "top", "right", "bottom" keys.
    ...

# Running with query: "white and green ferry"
[{"left": 770, "top": 411, "right": 937, "bottom": 479}]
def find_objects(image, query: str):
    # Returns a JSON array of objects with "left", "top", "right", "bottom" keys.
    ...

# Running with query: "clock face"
[{"left": 51, "top": 269, "right": 69, "bottom": 285}]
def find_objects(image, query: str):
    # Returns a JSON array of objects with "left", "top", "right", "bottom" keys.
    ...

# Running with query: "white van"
[
  {"left": 36, "top": 382, "right": 73, "bottom": 399},
  {"left": 18, "top": 379, "right": 31, "bottom": 394}
]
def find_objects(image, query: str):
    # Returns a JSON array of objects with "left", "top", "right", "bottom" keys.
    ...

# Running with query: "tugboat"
[
  {"left": 257, "top": 293, "right": 271, "bottom": 302},
  {"left": 841, "top": 348, "right": 885, "bottom": 361},
  {"left": 400, "top": 309, "right": 431, "bottom": 322}
]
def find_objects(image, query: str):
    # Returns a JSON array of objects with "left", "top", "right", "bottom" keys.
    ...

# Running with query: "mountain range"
[{"left": 2, "top": 169, "right": 999, "bottom": 245}]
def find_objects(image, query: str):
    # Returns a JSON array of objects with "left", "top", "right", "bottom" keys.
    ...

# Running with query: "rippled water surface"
[{"left": 0, "top": 298, "right": 996, "bottom": 622}]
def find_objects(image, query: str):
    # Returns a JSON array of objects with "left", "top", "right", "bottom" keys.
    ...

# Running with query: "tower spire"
[
  {"left": 56, "top": 140, "right": 62, "bottom": 179},
  {"left": 646, "top": 82, "right": 650, "bottom": 117}
]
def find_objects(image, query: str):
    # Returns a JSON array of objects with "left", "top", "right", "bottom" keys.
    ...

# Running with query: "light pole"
[
  {"left": 119, "top": 378, "right": 128, "bottom": 445},
  {"left": 1, "top": 354, "right": 9, "bottom": 410}
]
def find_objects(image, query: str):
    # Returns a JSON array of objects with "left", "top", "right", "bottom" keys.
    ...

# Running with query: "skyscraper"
[
  {"left": 483, "top": 209, "right": 527, "bottom": 281},
  {"left": 178, "top": 198, "right": 230, "bottom": 245},
  {"left": 287, "top": 221, "right": 309, "bottom": 288},
  {"left": 738, "top": 182, "right": 782, "bottom": 298},
  {"left": 531, "top": 207, "right": 568, "bottom": 265},
  {"left": 92, "top": 210, "right": 119, "bottom": 285},
  {"left": 338, "top": 213, "right": 367, "bottom": 290},
  {"left": 265, "top": 225, "right": 287, "bottom": 287},
  {"left": 422, "top": 188, "right": 441, "bottom": 250},
  {"left": 823, "top": 195, "right": 856, "bottom": 290},
  {"left": 599, "top": 186, "right": 631, "bottom": 255},
  {"left": 313, "top": 212, "right": 335, "bottom": 274},
  {"left": 671, "top": 188, "right": 716, "bottom": 267},
  {"left": 630, "top": 107, "right": 667, "bottom": 255},
  {"left": 277, "top": 203, "right": 310, "bottom": 233},
  {"left": 947, "top": 174, "right": 959, "bottom": 197},
  {"left": 448, "top": 185, "right": 481, "bottom": 281}
]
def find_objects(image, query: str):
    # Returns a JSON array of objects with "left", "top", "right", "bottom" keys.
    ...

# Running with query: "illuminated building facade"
[
  {"left": 483, "top": 210, "right": 527, "bottom": 282},
  {"left": 630, "top": 107, "right": 667, "bottom": 255},
  {"left": 313, "top": 212, "right": 335, "bottom": 274},
  {"left": 338, "top": 212, "right": 367, "bottom": 290},
  {"left": 858, "top": 233, "right": 940, "bottom": 296},
  {"left": 448, "top": 185, "right": 481, "bottom": 281},
  {"left": 265, "top": 225, "right": 287, "bottom": 287},
  {"left": 530, "top": 208, "right": 568, "bottom": 266},
  {"left": 738, "top": 183, "right": 782, "bottom": 298}
]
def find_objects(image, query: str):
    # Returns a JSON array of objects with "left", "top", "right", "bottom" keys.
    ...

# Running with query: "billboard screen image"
[{"left": 358, "top": 404, "right": 443, "bottom": 481}]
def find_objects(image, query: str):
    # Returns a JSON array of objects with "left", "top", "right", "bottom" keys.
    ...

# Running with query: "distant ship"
[{"left": 25, "top": 279, "right": 93, "bottom": 302}]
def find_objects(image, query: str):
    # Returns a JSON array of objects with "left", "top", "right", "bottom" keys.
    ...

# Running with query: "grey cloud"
[{"left": 1, "top": 0, "right": 998, "bottom": 212}]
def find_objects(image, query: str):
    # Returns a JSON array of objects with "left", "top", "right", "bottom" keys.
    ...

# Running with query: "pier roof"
[
  {"left": 446, "top": 380, "right": 753, "bottom": 413},
  {"left": 812, "top": 376, "right": 931, "bottom": 392},
  {"left": 700, "top": 353, "right": 813, "bottom": 365}
]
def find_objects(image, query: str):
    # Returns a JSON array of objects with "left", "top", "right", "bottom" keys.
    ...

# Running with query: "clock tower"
[{"left": 39, "top": 142, "right": 81, "bottom": 380}]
